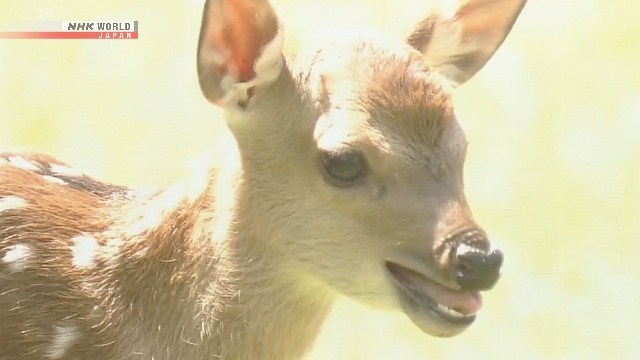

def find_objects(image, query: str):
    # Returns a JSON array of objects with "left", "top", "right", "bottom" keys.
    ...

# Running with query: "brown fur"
[
  {"left": 0, "top": 151, "right": 331, "bottom": 359},
  {"left": 0, "top": 0, "right": 527, "bottom": 359}
]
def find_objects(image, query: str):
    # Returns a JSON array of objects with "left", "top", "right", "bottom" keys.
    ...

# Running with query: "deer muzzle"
[{"left": 449, "top": 228, "right": 503, "bottom": 292}]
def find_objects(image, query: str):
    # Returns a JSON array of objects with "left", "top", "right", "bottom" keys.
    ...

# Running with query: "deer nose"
[{"left": 450, "top": 229, "right": 503, "bottom": 291}]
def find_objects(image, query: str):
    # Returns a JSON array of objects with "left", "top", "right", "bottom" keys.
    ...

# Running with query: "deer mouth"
[{"left": 385, "top": 261, "right": 482, "bottom": 335}]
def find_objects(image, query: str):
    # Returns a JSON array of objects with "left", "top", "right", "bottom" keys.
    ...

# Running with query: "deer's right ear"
[
  {"left": 408, "top": 0, "right": 527, "bottom": 86},
  {"left": 197, "top": 0, "right": 284, "bottom": 109}
]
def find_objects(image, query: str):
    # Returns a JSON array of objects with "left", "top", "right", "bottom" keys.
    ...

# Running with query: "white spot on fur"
[
  {"left": 7, "top": 155, "right": 41, "bottom": 172},
  {"left": 71, "top": 235, "right": 100, "bottom": 268},
  {"left": 43, "top": 175, "right": 66, "bottom": 185},
  {"left": 2, "top": 244, "right": 30, "bottom": 273},
  {"left": 50, "top": 163, "right": 84, "bottom": 177},
  {"left": 0, "top": 196, "right": 28, "bottom": 212},
  {"left": 46, "top": 325, "right": 80, "bottom": 359}
]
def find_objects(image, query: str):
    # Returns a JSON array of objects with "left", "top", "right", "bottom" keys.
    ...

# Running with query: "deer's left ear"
[
  {"left": 197, "top": 0, "right": 285, "bottom": 108},
  {"left": 408, "top": 0, "right": 527, "bottom": 86}
]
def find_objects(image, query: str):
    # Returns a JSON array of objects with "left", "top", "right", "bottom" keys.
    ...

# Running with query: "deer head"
[{"left": 196, "top": 0, "right": 526, "bottom": 338}]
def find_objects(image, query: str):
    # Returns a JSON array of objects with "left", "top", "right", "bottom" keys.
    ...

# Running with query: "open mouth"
[{"left": 385, "top": 261, "right": 482, "bottom": 327}]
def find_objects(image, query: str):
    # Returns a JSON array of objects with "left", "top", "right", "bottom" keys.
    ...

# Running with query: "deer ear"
[
  {"left": 408, "top": 0, "right": 527, "bottom": 86},
  {"left": 197, "top": 0, "right": 284, "bottom": 109}
]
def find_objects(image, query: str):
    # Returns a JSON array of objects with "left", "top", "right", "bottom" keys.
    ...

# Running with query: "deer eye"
[{"left": 320, "top": 149, "right": 368, "bottom": 187}]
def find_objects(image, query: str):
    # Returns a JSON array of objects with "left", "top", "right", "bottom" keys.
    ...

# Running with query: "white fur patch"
[
  {"left": 43, "top": 175, "right": 67, "bottom": 185},
  {"left": 7, "top": 156, "right": 41, "bottom": 172},
  {"left": 46, "top": 325, "right": 80, "bottom": 359},
  {"left": 2, "top": 244, "right": 30, "bottom": 273},
  {"left": 0, "top": 196, "right": 28, "bottom": 212},
  {"left": 50, "top": 163, "right": 84, "bottom": 177},
  {"left": 71, "top": 235, "right": 100, "bottom": 268}
]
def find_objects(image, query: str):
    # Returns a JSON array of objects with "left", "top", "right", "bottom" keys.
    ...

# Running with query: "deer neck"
[
  {"left": 112, "top": 149, "right": 334, "bottom": 360},
  {"left": 197, "top": 163, "right": 335, "bottom": 360}
]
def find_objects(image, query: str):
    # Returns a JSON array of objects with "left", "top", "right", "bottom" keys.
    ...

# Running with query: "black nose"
[{"left": 450, "top": 230, "right": 503, "bottom": 291}]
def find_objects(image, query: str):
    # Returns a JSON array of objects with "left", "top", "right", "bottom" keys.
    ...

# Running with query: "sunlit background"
[{"left": 1, "top": 0, "right": 639, "bottom": 359}]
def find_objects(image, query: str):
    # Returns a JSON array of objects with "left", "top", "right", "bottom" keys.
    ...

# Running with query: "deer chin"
[{"left": 385, "top": 261, "right": 483, "bottom": 337}]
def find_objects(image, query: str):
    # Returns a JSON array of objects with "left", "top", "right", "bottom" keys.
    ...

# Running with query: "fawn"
[{"left": 0, "top": 0, "right": 527, "bottom": 359}]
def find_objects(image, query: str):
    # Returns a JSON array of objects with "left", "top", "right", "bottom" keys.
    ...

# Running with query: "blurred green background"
[{"left": 1, "top": 0, "right": 639, "bottom": 359}]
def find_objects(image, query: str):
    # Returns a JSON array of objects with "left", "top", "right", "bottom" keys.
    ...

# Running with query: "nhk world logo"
[{"left": 0, "top": 21, "right": 138, "bottom": 39}]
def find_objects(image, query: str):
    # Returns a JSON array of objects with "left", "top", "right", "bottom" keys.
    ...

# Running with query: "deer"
[{"left": 0, "top": 0, "right": 527, "bottom": 359}]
